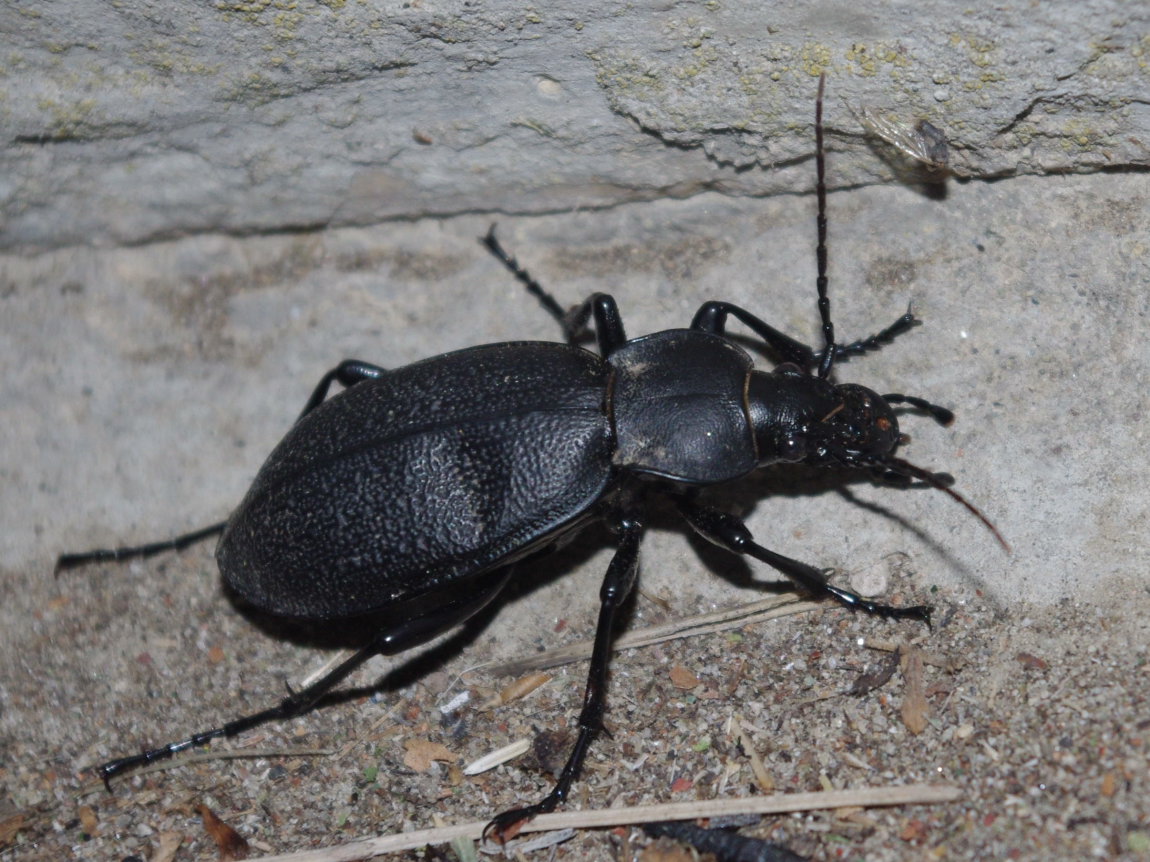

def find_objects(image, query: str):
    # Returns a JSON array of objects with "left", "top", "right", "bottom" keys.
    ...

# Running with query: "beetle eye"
[{"left": 778, "top": 433, "right": 807, "bottom": 462}]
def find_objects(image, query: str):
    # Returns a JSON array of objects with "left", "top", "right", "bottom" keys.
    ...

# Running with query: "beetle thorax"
[{"left": 608, "top": 330, "right": 758, "bottom": 484}]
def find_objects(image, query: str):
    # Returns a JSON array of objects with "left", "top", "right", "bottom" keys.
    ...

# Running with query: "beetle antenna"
[
  {"left": 815, "top": 73, "right": 836, "bottom": 380},
  {"left": 879, "top": 455, "right": 1010, "bottom": 553}
]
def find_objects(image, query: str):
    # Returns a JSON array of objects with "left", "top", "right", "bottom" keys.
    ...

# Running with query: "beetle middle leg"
[
  {"left": 481, "top": 225, "right": 628, "bottom": 355},
  {"left": 96, "top": 567, "right": 514, "bottom": 788},
  {"left": 677, "top": 497, "right": 931, "bottom": 623},
  {"left": 297, "top": 358, "right": 388, "bottom": 418},
  {"left": 485, "top": 515, "right": 644, "bottom": 841}
]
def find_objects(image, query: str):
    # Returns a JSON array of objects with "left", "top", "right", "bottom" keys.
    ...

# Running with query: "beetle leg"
[
  {"left": 96, "top": 569, "right": 513, "bottom": 789},
  {"left": 54, "top": 521, "right": 229, "bottom": 572},
  {"left": 484, "top": 516, "right": 644, "bottom": 843},
  {"left": 692, "top": 301, "right": 920, "bottom": 373},
  {"left": 691, "top": 300, "right": 816, "bottom": 368},
  {"left": 298, "top": 359, "right": 388, "bottom": 419},
  {"left": 56, "top": 360, "right": 390, "bottom": 572},
  {"left": 815, "top": 306, "right": 920, "bottom": 365},
  {"left": 480, "top": 225, "right": 628, "bottom": 355},
  {"left": 677, "top": 499, "right": 931, "bottom": 624},
  {"left": 559, "top": 292, "right": 628, "bottom": 355},
  {"left": 580, "top": 293, "right": 627, "bottom": 356}
]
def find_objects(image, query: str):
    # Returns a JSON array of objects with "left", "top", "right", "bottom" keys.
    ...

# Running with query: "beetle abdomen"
[{"left": 218, "top": 343, "right": 613, "bottom": 619}]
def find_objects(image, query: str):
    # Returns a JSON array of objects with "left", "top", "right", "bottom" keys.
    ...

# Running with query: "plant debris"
[
  {"left": 403, "top": 738, "right": 459, "bottom": 772},
  {"left": 198, "top": 804, "right": 250, "bottom": 861}
]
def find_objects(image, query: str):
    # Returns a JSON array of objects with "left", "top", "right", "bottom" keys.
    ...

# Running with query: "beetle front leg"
[
  {"left": 485, "top": 516, "right": 644, "bottom": 842},
  {"left": 692, "top": 301, "right": 921, "bottom": 372},
  {"left": 816, "top": 305, "right": 919, "bottom": 365},
  {"left": 677, "top": 499, "right": 930, "bottom": 624}
]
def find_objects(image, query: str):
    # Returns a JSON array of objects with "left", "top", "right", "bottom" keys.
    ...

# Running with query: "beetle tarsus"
[
  {"left": 55, "top": 521, "right": 228, "bottom": 574},
  {"left": 820, "top": 308, "right": 921, "bottom": 364}
]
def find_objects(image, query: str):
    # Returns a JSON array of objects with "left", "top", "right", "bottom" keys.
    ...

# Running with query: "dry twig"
[
  {"left": 488, "top": 594, "right": 820, "bottom": 677},
  {"left": 248, "top": 784, "right": 962, "bottom": 860}
]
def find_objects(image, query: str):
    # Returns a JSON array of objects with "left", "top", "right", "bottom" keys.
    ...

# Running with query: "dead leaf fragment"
[
  {"left": 462, "top": 738, "right": 530, "bottom": 775},
  {"left": 77, "top": 804, "right": 98, "bottom": 836},
  {"left": 1101, "top": 771, "right": 1117, "bottom": 797},
  {"left": 0, "top": 813, "right": 26, "bottom": 848},
  {"left": 152, "top": 830, "right": 184, "bottom": 862},
  {"left": 669, "top": 665, "right": 700, "bottom": 690},
  {"left": 197, "top": 804, "right": 249, "bottom": 861},
  {"left": 733, "top": 717, "right": 774, "bottom": 793},
  {"left": 900, "top": 647, "right": 930, "bottom": 735},
  {"left": 533, "top": 727, "right": 573, "bottom": 777},
  {"left": 491, "top": 815, "right": 527, "bottom": 843},
  {"left": 1015, "top": 651, "right": 1049, "bottom": 671},
  {"left": 850, "top": 647, "right": 901, "bottom": 696},
  {"left": 498, "top": 672, "right": 552, "bottom": 704},
  {"left": 899, "top": 817, "right": 930, "bottom": 843},
  {"left": 403, "top": 737, "right": 458, "bottom": 772},
  {"left": 639, "top": 838, "right": 695, "bottom": 862}
]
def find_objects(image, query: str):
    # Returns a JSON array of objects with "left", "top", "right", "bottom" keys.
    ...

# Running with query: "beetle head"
[
  {"left": 807, "top": 383, "right": 902, "bottom": 466},
  {"left": 749, "top": 368, "right": 1008, "bottom": 552},
  {"left": 748, "top": 369, "right": 904, "bottom": 468}
]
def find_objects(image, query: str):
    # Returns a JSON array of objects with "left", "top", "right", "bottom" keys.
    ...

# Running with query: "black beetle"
[{"left": 59, "top": 76, "right": 1004, "bottom": 841}]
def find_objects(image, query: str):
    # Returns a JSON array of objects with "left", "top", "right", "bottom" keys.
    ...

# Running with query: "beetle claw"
[{"left": 482, "top": 807, "right": 533, "bottom": 845}]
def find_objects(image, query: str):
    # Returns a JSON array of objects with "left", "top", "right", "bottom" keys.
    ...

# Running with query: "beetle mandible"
[{"left": 59, "top": 75, "right": 1005, "bottom": 841}]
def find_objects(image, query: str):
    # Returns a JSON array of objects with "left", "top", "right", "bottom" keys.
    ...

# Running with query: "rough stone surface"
[{"left": 2, "top": 1, "right": 1148, "bottom": 249}]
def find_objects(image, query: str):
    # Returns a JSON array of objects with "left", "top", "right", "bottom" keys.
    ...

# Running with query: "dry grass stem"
[
  {"left": 488, "top": 594, "right": 820, "bottom": 677},
  {"left": 248, "top": 784, "right": 962, "bottom": 861},
  {"left": 75, "top": 748, "right": 338, "bottom": 798}
]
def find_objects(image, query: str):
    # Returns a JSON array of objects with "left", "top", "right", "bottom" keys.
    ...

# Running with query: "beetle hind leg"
[
  {"left": 95, "top": 568, "right": 514, "bottom": 788},
  {"left": 55, "top": 521, "right": 228, "bottom": 573},
  {"left": 485, "top": 516, "right": 644, "bottom": 843},
  {"left": 56, "top": 360, "right": 390, "bottom": 574}
]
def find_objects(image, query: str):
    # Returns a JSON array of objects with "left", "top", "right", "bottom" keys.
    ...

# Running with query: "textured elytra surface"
[{"left": 219, "top": 343, "right": 612, "bottom": 618}]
